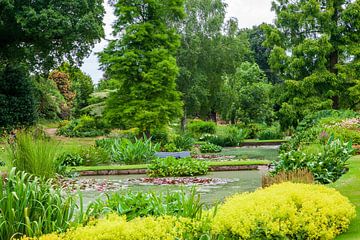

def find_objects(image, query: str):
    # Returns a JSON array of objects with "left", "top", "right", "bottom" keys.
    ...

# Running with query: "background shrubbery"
[{"left": 57, "top": 115, "right": 110, "bottom": 137}]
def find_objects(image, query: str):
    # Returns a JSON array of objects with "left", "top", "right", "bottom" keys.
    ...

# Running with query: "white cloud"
[{"left": 81, "top": 0, "right": 275, "bottom": 83}]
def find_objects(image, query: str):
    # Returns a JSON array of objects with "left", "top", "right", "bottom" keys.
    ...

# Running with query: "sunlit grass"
[{"left": 332, "top": 155, "right": 360, "bottom": 239}]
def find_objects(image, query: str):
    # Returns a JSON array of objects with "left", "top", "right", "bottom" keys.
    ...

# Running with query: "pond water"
[{"left": 77, "top": 170, "right": 265, "bottom": 207}]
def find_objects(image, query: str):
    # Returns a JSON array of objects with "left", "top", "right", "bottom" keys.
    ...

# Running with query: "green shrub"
[
  {"left": 256, "top": 124, "right": 283, "bottom": 140},
  {"left": 162, "top": 142, "right": 179, "bottom": 152},
  {"left": 0, "top": 169, "right": 78, "bottom": 239},
  {"left": 0, "top": 64, "right": 37, "bottom": 130},
  {"left": 57, "top": 115, "right": 110, "bottom": 137},
  {"left": 212, "top": 182, "right": 355, "bottom": 239},
  {"left": 87, "top": 188, "right": 203, "bottom": 220},
  {"left": 151, "top": 128, "right": 169, "bottom": 145},
  {"left": 240, "top": 123, "right": 267, "bottom": 139},
  {"left": 201, "top": 126, "right": 246, "bottom": 147},
  {"left": 173, "top": 134, "right": 194, "bottom": 151},
  {"left": 200, "top": 142, "right": 222, "bottom": 153},
  {"left": 112, "top": 137, "right": 159, "bottom": 164},
  {"left": 187, "top": 120, "right": 216, "bottom": 137},
  {"left": 148, "top": 157, "right": 208, "bottom": 177},
  {"left": 57, "top": 152, "right": 84, "bottom": 166},
  {"left": 79, "top": 146, "right": 111, "bottom": 166},
  {"left": 5, "top": 131, "right": 61, "bottom": 178},
  {"left": 274, "top": 136, "right": 354, "bottom": 184}
]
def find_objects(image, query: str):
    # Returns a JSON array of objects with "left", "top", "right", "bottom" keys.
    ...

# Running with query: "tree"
[
  {"left": 0, "top": 0, "right": 105, "bottom": 71},
  {"left": 99, "top": 0, "right": 185, "bottom": 134},
  {"left": 176, "top": 0, "right": 252, "bottom": 123},
  {"left": 48, "top": 71, "right": 75, "bottom": 119},
  {"left": 246, "top": 24, "right": 280, "bottom": 84},
  {"left": 0, "top": 0, "right": 104, "bottom": 128},
  {"left": 0, "top": 65, "right": 37, "bottom": 130},
  {"left": 265, "top": 0, "right": 360, "bottom": 129},
  {"left": 219, "top": 62, "right": 274, "bottom": 124},
  {"left": 59, "top": 63, "right": 94, "bottom": 116}
]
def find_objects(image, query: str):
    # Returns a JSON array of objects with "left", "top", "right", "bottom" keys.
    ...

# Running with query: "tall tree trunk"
[{"left": 210, "top": 110, "right": 217, "bottom": 123}]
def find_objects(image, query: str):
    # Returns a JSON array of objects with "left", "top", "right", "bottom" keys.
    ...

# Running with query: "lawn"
[
  {"left": 332, "top": 155, "right": 360, "bottom": 239},
  {"left": 207, "top": 147, "right": 279, "bottom": 161}
]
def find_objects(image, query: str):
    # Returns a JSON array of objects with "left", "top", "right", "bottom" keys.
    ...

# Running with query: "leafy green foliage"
[
  {"left": 176, "top": 0, "right": 253, "bottom": 119},
  {"left": 200, "top": 142, "right": 222, "bottom": 153},
  {"left": 173, "top": 134, "right": 195, "bottom": 151},
  {"left": 87, "top": 188, "right": 203, "bottom": 221},
  {"left": 58, "top": 63, "right": 94, "bottom": 117},
  {"left": 256, "top": 124, "right": 283, "bottom": 140},
  {"left": 151, "top": 129, "right": 169, "bottom": 146},
  {"left": 0, "top": 0, "right": 104, "bottom": 71},
  {"left": 57, "top": 152, "right": 83, "bottom": 167},
  {"left": 0, "top": 169, "right": 78, "bottom": 239},
  {"left": 148, "top": 157, "right": 208, "bottom": 177},
  {"left": 0, "top": 64, "right": 37, "bottom": 130},
  {"left": 111, "top": 137, "right": 160, "bottom": 164},
  {"left": 219, "top": 62, "right": 274, "bottom": 124},
  {"left": 265, "top": 0, "right": 360, "bottom": 129},
  {"left": 57, "top": 115, "right": 110, "bottom": 137},
  {"left": 187, "top": 120, "right": 216, "bottom": 137},
  {"left": 274, "top": 137, "right": 354, "bottom": 184},
  {"left": 5, "top": 131, "right": 61, "bottom": 178},
  {"left": 281, "top": 110, "right": 360, "bottom": 152},
  {"left": 100, "top": 0, "right": 184, "bottom": 133},
  {"left": 34, "top": 75, "right": 66, "bottom": 120},
  {"left": 79, "top": 146, "right": 111, "bottom": 166},
  {"left": 201, "top": 126, "right": 246, "bottom": 147}
]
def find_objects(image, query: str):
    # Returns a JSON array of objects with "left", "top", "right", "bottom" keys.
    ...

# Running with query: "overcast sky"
[{"left": 81, "top": 0, "right": 275, "bottom": 84}]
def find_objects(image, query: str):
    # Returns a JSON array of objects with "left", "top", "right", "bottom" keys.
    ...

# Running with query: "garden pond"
[{"left": 65, "top": 169, "right": 266, "bottom": 207}]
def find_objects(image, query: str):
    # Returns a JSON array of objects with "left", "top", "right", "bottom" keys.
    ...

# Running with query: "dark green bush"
[
  {"left": 151, "top": 128, "right": 169, "bottom": 145},
  {"left": 200, "top": 142, "right": 222, "bottom": 153},
  {"left": 148, "top": 157, "right": 208, "bottom": 177},
  {"left": 0, "top": 64, "right": 37, "bottom": 130},
  {"left": 273, "top": 136, "right": 354, "bottom": 184},
  {"left": 187, "top": 120, "right": 216, "bottom": 137}
]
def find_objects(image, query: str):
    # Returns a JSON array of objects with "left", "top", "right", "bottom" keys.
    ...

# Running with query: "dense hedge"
[{"left": 212, "top": 182, "right": 356, "bottom": 239}]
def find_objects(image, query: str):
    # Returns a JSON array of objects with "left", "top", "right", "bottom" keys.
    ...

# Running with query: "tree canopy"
[
  {"left": 265, "top": 0, "right": 360, "bottom": 128},
  {"left": 0, "top": 0, "right": 105, "bottom": 71},
  {"left": 99, "top": 0, "right": 185, "bottom": 134}
]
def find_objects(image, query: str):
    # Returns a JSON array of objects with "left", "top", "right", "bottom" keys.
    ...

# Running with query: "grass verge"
[{"left": 332, "top": 155, "right": 360, "bottom": 239}]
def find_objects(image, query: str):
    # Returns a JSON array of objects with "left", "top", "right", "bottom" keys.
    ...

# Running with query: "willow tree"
[
  {"left": 265, "top": 0, "right": 360, "bottom": 129},
  {"left": 99, "top": 0, "right": 184, "bottom": 134}
]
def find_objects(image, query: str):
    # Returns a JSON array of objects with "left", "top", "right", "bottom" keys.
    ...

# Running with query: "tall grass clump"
[
  {"left": 0, "top": 168, "right": 78, "bottom": 239},
  {"left": 262, "top": 169, "right": 314, "bottom": 188},
  {"left": 5, "top": 131, "right": 61, "bottom": 178}
]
